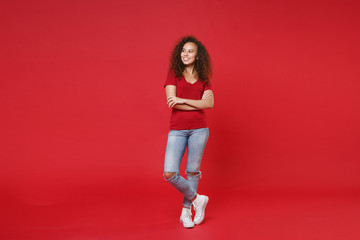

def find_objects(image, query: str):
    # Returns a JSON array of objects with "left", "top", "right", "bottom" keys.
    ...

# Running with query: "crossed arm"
[{"left": 165, "top": 85, "right": 214, "bottom": 110}]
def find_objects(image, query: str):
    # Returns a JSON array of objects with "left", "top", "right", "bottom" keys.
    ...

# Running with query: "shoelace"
[
  {"left": 193, "top": 198, "right": 203, "bottom": 219},
  {"left": 194, "top": 198, "right": 200, "bottom": 209},
  {"left": 182, "top": 210, "right": 192, "bottom": 223}
]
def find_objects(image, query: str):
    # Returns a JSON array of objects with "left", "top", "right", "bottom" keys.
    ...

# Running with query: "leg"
[
  {"left": 182, "top": 171, "right": 201, "bottom": 208},
  {"left": 183, "top": 128, "right": 209, "bottom": 208},
  {"left": 164, "top": 173, "right": 197, "bottom": 201},
  {"left": 163, "top": 130, "right": 197, "bottom": 201}
]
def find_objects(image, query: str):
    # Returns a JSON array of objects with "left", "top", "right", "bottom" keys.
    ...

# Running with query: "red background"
[{"left": 1, "top": 0, "right": 360, "bottom": 239}]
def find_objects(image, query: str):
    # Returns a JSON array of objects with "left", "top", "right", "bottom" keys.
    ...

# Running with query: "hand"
[
  {"left": 201, "top": 91, "right": 212, "bottom": 100},
  {"left": 167, "top": 96, "right": 186, "bottom": 108}
]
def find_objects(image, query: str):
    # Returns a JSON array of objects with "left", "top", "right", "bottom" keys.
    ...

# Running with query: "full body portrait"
[{"left": 163, "top": 36, "right": 214, "bottom": 228}]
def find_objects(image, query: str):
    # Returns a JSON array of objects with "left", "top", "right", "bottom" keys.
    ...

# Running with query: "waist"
[{"left": 169, "top": 109, "right": 207, "bottom": 130}]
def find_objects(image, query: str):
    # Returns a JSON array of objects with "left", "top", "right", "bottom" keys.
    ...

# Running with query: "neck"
[{"left": 185, "top": 65, "right": 195, "bottom": 74}]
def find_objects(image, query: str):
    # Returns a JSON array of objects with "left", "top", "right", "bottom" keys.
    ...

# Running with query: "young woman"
[{"left": 163, "top": 36, "right": 214, "bottom": 228}]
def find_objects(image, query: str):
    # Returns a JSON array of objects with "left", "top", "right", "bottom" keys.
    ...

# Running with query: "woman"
[{"left": 163, "top": 36, "right": 214, "bottom": 228}]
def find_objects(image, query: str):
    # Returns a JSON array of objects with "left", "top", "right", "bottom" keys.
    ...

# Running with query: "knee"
[
  {"left": 187, "top": 171, "right": 200, "bottom": 176},
  {"left": 187, "top": 171, "right": 202, "bottom": 179},
  {"left": 163, "top": 172, "right": 176, "bottom": 180}
]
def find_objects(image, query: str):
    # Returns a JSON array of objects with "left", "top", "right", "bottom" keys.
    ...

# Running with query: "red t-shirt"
[{"left": 164, "top": 70, "right": 212, "bottom": 130}]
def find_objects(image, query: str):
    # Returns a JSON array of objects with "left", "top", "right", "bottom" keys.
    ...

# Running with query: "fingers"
[
  {"left": 167, "top": 100, "right": 173, "bottom": 107},
  {"left": 167, "top": 96, "right": 177, "bottom": 108},
  {"left": 167, "top": 96, "right": 175, "bottom": 104},
  {"left": 202, "top": 92, "right": 212, "bottom": 99},
  {"left": 167, "top": 96, "right": 184, "bottom": 107},
  {"left": 168, "top": 99, "right": 175, "bottom": 108}
]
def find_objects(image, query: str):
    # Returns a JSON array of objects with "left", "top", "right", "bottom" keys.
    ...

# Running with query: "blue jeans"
[{"left": 164, "top": 128, "right": 209, "bottom": 208}]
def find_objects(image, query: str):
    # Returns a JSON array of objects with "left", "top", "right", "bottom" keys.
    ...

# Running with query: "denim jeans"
[{"left": 164, "top": 127, "right": 209, "bottom": 208}]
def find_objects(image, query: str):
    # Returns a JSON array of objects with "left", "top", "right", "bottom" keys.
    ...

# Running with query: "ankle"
[{"left": 191, "top": 194, "right": 198, "bottom": 202}]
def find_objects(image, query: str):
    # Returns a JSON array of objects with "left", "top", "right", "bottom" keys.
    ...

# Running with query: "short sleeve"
[
  {"left": 164, "top": 70, "right": 177, "bottom": 88},
  {"left": 204, "top": 82, "right": 212, "bottom": 91}
]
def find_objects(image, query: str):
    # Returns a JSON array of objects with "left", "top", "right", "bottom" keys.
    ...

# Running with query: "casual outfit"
[
  {"left": 164, "top": 128, "right": 209, "bottom": 207},
  {"left": 163, "top": 70, "right": 211, "bottom": 226},
  {"left": 165, "top": 70, "right": 212, "bottom": 130}
]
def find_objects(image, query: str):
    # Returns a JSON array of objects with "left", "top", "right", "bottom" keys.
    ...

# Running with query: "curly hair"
[{"left": 169, "top": 36, "right": 212, "bottom": 86}]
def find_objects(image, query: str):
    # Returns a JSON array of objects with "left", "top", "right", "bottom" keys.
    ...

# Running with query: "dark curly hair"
[{"left": 169, "top": 36, "right": 212, "bottom": 86}]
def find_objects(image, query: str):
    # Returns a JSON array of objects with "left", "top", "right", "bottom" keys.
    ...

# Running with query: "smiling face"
[{"left": 181, "top": 42, "right": 198, "bottom": 66}]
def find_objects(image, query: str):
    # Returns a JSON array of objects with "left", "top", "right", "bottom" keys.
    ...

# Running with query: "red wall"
[{"left": 1, "top": 0, "right": 360, "bottom": 203}]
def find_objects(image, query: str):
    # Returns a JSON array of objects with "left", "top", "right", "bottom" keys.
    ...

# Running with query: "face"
[{"left": 181, "top": 42, "right": 198, "bottom": 66}]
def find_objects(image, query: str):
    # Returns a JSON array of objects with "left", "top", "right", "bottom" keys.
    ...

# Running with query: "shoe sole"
[
  {"left": 194, "top": 196, "right": 209, "bottom": 225},
  {"left": 179, "top": 219, "right": 194, "bottom": 228}
]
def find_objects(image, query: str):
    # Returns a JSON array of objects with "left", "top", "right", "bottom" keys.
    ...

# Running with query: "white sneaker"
[
  {"left": 179, "top": 207, "right": 194, "bottom": 228},
  {"left": 192, "top": 194, "right": 209, "bottom": 225}
]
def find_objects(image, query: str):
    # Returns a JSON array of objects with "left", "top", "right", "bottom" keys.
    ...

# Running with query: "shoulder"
[
  {"left": 167, "top": 69, "right": 175, "bottom": 77},
  {"left": 201, "top": 79, "right": 212, "bottom": 91},
  {"left": 167, "top": 69, "right": 183, "bottom": 80},
  {"left": 165, "top": 70, "right": 180, "bottom": 87}
]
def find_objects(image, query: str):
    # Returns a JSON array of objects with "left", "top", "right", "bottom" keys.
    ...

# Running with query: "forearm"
[
  {"left": 166, "top": 86, "right": 214, "bottom": 110},
  {"left": 183, "top": 98, "right": 214, "bottom": 109},
  {"left": 173, "top": 104, "right": 199, "bottom": 111}
]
